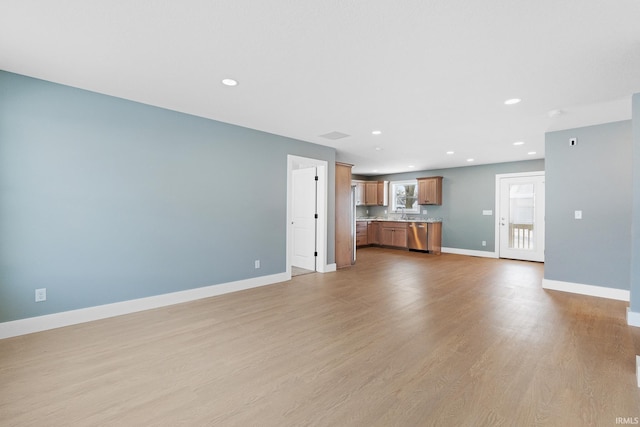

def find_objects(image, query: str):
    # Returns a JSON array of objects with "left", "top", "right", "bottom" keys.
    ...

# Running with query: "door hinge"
[
  {"left": 314, "top": 252, "right": 318, "bottom": 257},
  {"left": 314, "top": 214, "right": 318, "bottom": 219},
  {"left": 315, "top": 176, "right": 319, "bottom": 181}
]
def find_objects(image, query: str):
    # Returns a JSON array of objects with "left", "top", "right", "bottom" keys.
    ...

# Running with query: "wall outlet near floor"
[
  {"left": 482, "top": 241, "right": 487, "bottom": 247},
  {"left": 254, "top": 260, "right": 260, "bottom": 269},
  {"left": 35, "top": 288, "right": 46, "bottom": 302}
]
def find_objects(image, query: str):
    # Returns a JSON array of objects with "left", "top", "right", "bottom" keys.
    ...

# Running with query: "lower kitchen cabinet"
[
  {"left": 356, "top": 220, "right": 442, "bottom": 254},
  {"left": 356, "top": 221, "right": 368, "bottom": 247},
  {"left": 367, "top": 221, "right": 379, "bottom": 245},
  {"left": 380, "top": 222, "right": 408, "bottom": 248},
  {"left": 427, "top": 222, "right": 442, "bottom": 255}
]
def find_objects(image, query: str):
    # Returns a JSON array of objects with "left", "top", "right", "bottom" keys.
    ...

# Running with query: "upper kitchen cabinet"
[
  {"left": 354, "top": 181, "right": 366, "bottom": 206},
  {"left": 417, "top": 176, "right": 443, "bottom": 205},
  {"left": 353, "top": 180, "right": 388, "bottom": 206}
]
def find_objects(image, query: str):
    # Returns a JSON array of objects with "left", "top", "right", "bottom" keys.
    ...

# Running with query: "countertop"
[{"left": 357, "top": 217, "right": 442, "bottom": 223}]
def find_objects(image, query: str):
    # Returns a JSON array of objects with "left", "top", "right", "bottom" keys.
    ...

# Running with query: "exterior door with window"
[{"left": 498, "top": 173, "right": 545, "bottom": 262}]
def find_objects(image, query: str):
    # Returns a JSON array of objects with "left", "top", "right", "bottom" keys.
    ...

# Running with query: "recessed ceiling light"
[
  {"left": 373, "top": 169, "right": 379, "bottom": 173},
  {"left": 408, "top": 165, "right": 415, "bottom": 168},
  {"left": 375, "top": 147, "right": 383, "bottom": 151},
  {"left": 467, "top": 158, "right": 474, "bottom": 162},
  {"left": 528, "top": 151, "right": 537, "bottom": 155},
  {"left": 446, "top": 151, "right": 455, "bottom": 155},
  {"left": 504, "top": 98, "right": 521, "bottom": 105},
  {"left": 372, "top": 130, "right": 382, "bottom": 135},
  {"left": 513, "top": 141, "right": 525, "bottom": 146},
  {"left": 222, "top": 78, "right": 238, "bottom": 86}
]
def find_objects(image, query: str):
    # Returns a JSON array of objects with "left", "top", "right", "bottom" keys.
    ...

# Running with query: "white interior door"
[
  {"left": 292, "top": 167, "right": 317, "bottom": 271},
  {"left": 498, "top": 174, "right": 545, "bottom": 262}
]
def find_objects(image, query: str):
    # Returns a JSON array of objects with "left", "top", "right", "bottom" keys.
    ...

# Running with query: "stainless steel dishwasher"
[{"left": 407, "top": 222, "right": 428, "bottom": 251}]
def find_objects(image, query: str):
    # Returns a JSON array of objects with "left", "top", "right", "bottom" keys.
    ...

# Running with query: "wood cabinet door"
[
  {"left": 376, "top": 181, "right": 385, "bottom": 206},
  {"left": 418, "top": 177, "right": 442, "bottom": 205},
  {"left": 392, "top": 227, "right": 408, "bottom": 247},
  {"left": 365, "top": 182, "right": 378, "bottom": 206},
  {"left": 367, "top": 222, "right": 379, "bottom": 244},
  {"left": 380, "top": 226, "right": 394, "bottom": 246},
  {"left": 427, "top": 222, "right": 442, "bottom": 254}
]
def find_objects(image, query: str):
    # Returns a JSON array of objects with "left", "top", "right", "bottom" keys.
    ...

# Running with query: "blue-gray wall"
[
  {"left": 631, "top": 95, "right": 640, "bottom": 312},
  {"left": 0, "top": 71, "right": 336, "bottom": 323},
  {"left": 362, "top": 160, "right": 545, "bottom": 252},
  {"left": 545, "top": 120, "right": 632, "bottom": 291}
]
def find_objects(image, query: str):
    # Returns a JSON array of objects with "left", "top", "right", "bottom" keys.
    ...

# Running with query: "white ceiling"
[{"left": 2, "top": 1, "right": 640, "bottom": 175}]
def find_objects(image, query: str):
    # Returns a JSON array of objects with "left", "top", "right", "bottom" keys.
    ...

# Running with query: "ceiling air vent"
[{"left": 319, "top": 131, "right": 350, "bottom": 140}]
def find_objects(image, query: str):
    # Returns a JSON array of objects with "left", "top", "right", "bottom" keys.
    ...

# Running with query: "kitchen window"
[{"left": 390, "top": 180, "right": 419, "bottom": 214}]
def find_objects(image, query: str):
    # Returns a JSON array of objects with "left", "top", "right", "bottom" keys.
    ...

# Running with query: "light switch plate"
[
  {"left": 482, "top": 210, "right": 493, "bottom": 216},
  {"left": 574, "top": 210, "right": 582, "bottom": 220}
]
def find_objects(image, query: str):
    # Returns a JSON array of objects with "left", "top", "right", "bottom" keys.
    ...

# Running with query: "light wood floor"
[{"left": 1, "top": 248, "right": 639, "bottom": 426}]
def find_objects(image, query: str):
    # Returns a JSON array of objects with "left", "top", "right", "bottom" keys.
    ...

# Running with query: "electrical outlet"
[
  {"left": 574, "top": 210, "right": 582, "bottom": 220},
  {"left": 422, "top": 209, "right": 428, "bottom": 215},
  {"left": 254, "top": 260, "right": 260, "bottom": 269},
  {"left": 35, "top": 288, "right": 46, "bottom": 302},
  {"left": 482, "top": 241, "right": 487, "bottom": 247}
]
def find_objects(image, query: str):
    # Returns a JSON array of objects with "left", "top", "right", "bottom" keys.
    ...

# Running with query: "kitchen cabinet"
[
  {"left": 354, "top": 182, "right": 365, "bottom": 206},
  {"left": 352, "top": 180, "right": 388, "bottom": 206},
  {"left": 427, "top": 222, "right": 442, "bottom": 255},
  {"left": 365, "top": 182, "right": 379, "bottom": 205},
  {"left": 376, "top": 182, "right": 386, "bottom": 206},
  {"left": 380, "top": 222, "right": 408, "bottom": 248},
  {"left": 356, "top": 221, "right": 368, "bottom": 247},
  {"left": 417, "top": 176, "right": 443, "bottom": 205},
  {"left": 367, "top": 221, "right": 379, "bottom": 245},
  {"left": 336, "top": 162, "right": 354, "bottom": 268}
]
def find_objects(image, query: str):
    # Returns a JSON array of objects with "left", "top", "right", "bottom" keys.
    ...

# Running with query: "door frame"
[
  {"left": 286, "top": 155, "right": 329, "bottom": 278},
  {"left": 494, "top": 171, "right": 545, "bottom": 261}
]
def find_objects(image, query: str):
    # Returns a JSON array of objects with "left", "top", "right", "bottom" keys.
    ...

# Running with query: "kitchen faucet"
[{"left": 399, "top": 206, "right": 408, "bottom": 220}]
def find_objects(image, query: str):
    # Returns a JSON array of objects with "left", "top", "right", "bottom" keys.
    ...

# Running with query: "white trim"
[
  {"left": 628, "top": 308, "right": 640, "bottom": 328},
  {"left": 494, "top": 171, "right": 545, "bottom": 261},
  {"left": 441, "top": 247, "right": 498, "bottom": 258},
  {"left": 0, "top": 272, "right": 289, "bottom": 340},
  {"left": 542, "top": 279, "right": 630, "bottom": 301},
  {"left": 636, "top": 355, "right": 640, "bottom": 388},
  {"left": 318, "top": 263, "right": 337, "bottom": 273}
]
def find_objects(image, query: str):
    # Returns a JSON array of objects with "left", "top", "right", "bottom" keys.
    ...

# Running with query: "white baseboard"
[
  {"left": 318, "top": 263, "right": 337, "bottom": 273},
  {"left": 441, "top": 247, "right": 498, "bottom": 258},
  {"left": 637, "top": 355, "right": 640, "bottom": 388},
  {"left": 0, "top": 272, "right": 289, "bottom": 340},
  {"left": 542, "top": 279, "right": 630, "bottom": 302},
  {"left": 628, "top": 309, "right": 640, "bottom": 328}
]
